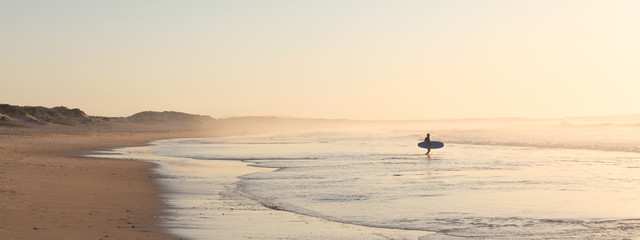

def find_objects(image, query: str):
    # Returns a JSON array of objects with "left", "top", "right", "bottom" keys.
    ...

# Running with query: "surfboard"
[{"left": 418, "top": 141, "right": 444, "bottom": 149}]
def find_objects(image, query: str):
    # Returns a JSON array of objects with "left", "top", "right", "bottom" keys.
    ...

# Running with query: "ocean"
[{"left": 91, "top": 131, "right": 640, "bottom": 239}]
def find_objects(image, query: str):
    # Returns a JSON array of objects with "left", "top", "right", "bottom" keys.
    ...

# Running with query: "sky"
[{"left": 1, "top": 0, "right": 639, "bottom": 120}]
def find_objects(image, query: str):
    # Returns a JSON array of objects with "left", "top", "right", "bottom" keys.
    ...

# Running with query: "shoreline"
[
  {"left": 0, "top": 129, "right": 432, "bottom": 240},
  {"left": 102, "top": 137, "right": 434, "bottom": 239},
  {"left": 0, "top": 130, "right": 206, "bottom": 240}
]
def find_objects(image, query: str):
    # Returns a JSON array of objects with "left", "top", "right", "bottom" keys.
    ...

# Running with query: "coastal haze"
[
  {"left": 2, "top": 1, "right": 640, "bottom": 239},
  {"left": 2, "top": 0, "right": 640, "bottom": 120},
  {"left": 2, "top": 103, "right": 639, "bottom": 154},
  {"left": 2, "top": 103, "right": 639, "bottom": 239}
]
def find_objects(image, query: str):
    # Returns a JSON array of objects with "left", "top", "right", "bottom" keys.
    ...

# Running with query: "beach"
[
  {"left": 0, "top": 128, "right": 433, "bottom": 239},
  {"left": 2, "top": 118, "right": 639, "bottom": 239},
  {"left": 0, "top": 129, "right": 198, "bottom": 240}
]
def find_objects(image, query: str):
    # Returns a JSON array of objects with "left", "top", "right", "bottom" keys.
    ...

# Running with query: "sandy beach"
[
  {"left": 2, "top": 105, "right": 638, "bottom": 239},
  {"left": 0, "top": 129, "right": 199, "bottom": 240},
  {"left": 0, "top": 128, "right": 434, "bottom": 240}
]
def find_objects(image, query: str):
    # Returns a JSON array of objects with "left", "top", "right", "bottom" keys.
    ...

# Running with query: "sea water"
[{"left": 92, "top": 132, "right": 640, "bottom": 239}]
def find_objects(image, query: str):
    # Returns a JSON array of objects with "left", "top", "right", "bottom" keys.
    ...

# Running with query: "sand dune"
[{"left": 0, "top": 104, "right": 104, "bottom": 126}]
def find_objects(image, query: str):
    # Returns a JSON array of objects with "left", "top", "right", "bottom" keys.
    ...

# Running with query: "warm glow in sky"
[{"left": 2, "top": 1, "right": 639, "bottom": 120}]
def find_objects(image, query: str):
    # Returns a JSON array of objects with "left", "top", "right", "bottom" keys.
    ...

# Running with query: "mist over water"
[{"left": 207, "top": 116, "right": 640, "bottom": 153}]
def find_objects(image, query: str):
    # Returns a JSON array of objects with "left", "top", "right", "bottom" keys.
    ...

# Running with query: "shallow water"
[{"left": 93, "top": 132, "right": 640, "bottom": 239}]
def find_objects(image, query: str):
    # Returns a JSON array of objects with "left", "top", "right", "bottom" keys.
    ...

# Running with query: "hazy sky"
[{"left": 2, "top": 1, "right": 639, "bottom": 120}]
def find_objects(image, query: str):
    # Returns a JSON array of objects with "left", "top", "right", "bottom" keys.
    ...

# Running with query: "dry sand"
[{"left": 0, "top": 129, "right": 201, "bottom": 240}]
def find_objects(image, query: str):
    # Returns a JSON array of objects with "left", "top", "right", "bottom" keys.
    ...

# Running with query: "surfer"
[{"left": 424, "top": 133, "right": 431, "bottom": 155}]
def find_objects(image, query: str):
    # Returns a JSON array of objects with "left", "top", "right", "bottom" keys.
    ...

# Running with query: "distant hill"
[
  {"left": 121, "top": 111, "right": 215, "bottom": 124},
  {"left": 0, "top": 104, "right": 106, "bottom": 126},
  {"left": 0, "top": 104, "right": 215, "bottom": 128}
]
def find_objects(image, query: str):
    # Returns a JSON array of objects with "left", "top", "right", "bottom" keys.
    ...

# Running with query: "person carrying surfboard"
[
  {"left": 424, "top": 133, "right": 431, "bottom": 155},
  {"left": 418, "top": 135, "right": 443, "bottom": 154}
]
